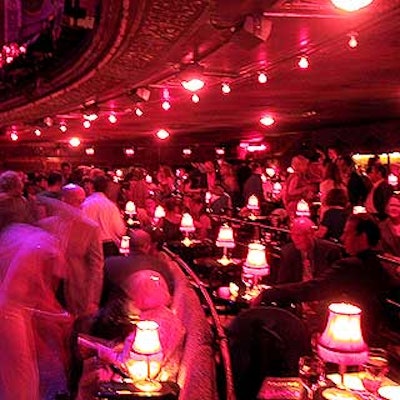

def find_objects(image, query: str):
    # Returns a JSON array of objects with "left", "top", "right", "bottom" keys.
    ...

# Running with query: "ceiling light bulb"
[
  {"left": 260, "top": 115, "right": 275, "bottom": 126},
  {"left": 59, "top": 123, "right": 67, "bottom": 133},
  {"left": 108, "top": 113, "right": 118, "bottom": 123},
  {"left": 181, "top": 78, "right": 205, "bottom": 92},
  {"left": 83, "top": 120, "right": 91, "bottom": 129},
  {"left": 191, "top": 94, "right": 200, "bottom": 103},
  {"left": 85, "top": 147, "right": 95, "bottom": 155},
  {"left": 258, "top": 73, "right": 268, "bottom": 84},
  {"left": 348, "top": 34, "right": 358, "bottom": 48},
  {"left": 34, "top": 129, "right": 42, "bottom": 137},
  {"left": 182, "top": 148, "right": 192, "bottom": 156},
  {"left": 162, "top": 100, "right": 171, "bottom": 111},
  {"left": 222, "top": 83, "right": 231, "bottom": 94},
  {"left": 135, "top": 107, "right": 143, "bottom": 117},
  {"left": 10, "top": 132, "right": 18, "bottom": 141},
  {"left": 84, "top": 113, "right": 98, "bottom": 121},
  {"left": 298, "top": 56, "right": 309, "bottom": 69},
  {"left": 69, "top": 137, "right": 81, "bottom": 147},
  {"left": 124, "top": 147, "right": 135, "bottom": 156},
  {"left": 156, "top": 129, "right": 170, "bottom": 140},
  {"left": 331, "top": 0, "right": 373, "bottom": 12}
]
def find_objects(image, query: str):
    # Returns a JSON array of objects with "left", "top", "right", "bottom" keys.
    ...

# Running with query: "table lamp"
[
  {"left": 130, "top": 320, "right": 163, "bottom": 392},
  {"left": 125, "top": 201, "right": 140, "bottom": 227},
  {"left": 296, "top": 199, "right": 310, "bottom": 217},
  {"left": 247, "top": 194, "right": 260, "bottom": 212},
  {"left": 216, "top": 224, "right": 235, "bottom": 266},
  {"left": 272, "top": 182, "right": 282, "bottom": 197},
  {"left": 180, "top": 212, "right": 196, "bottom": 246},
  {"left": 388, "top": 173, "right": 398, "bottom": 187},
  {"left": 242, "top": 242, "right": 269, "bottom": 296},
  {"left": 318, "top": 303, "right": 368, "bottom": 385},
  {"left": 119, "top": 235, "right": 130, "bottom": 255},
  {"left": 153, "top": 205, "right": 165, "bottom": 224},
  {"left": 352, "top": 206, "right": 367, "bottom": 215}
]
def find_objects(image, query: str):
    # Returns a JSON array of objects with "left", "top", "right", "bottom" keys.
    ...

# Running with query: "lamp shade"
[
  {"left": 243, "top": 242, "right": 269, "bottom": 276},
  {"left": 133, "top": 321, "right": 162, "bottom": 356},
  {"left": 296, "top": 199, "right": 310, "bottom": 217},
  {"left": 247, "top": 195, "right": 259, "bottom": 211},
  {"left": 331, "top": 0, "right": 373, "bottom": 12},
  {"left": 154, "top": 205, "right": 166, "bottom": 219},
  {"left": 125, "top": 201, "right": 137, "bottom": 215},
  {"left": 180, "top": 213, "right": 196, "bottom": 232},
  {"left": 216, "top": 224, "right": 235, "bottom": 248},
  {"left": 318, "top": 303, "right": 368, "bottom": 366}
]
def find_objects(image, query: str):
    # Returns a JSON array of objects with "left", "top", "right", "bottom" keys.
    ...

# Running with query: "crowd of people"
[{"left": 0, "top": 146, "right": 400, "bottom": 399}]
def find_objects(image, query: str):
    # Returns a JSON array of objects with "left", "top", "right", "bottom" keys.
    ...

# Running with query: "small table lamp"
[
  {"left": 296, "top": 199, "right": 310, "bottom": 217},
  {"left": 353, "top": 206, "right": 367, "bottom": 215},
  {"left": 247, "top": 194, "right": 260, "bottom": 212},
  {"left": 318, "top": 303, "right": 368, "bottom": 384},
  {"left": 119, "top": 235, "right": 130, "bottom": 255},
  {"left": 153, "top": 205, "right": 166, "bottom": 225},
  {"left": 216, "top": 224, "right": 235, "bottom": 266},
  {"left": 388, "top": 173, "right": 398, "bottom": 187},
  {"left": 131, "top": 320, "right": 163, "bottom": 392},
  {"left": 180, "top": 212, "right": 196, "bottom": 246},
  {"left": 125, "top": 201, "right": 140, "bottom": 227},
  {"left": 242, "top": 242, "right": 269, "bottom": 296}
]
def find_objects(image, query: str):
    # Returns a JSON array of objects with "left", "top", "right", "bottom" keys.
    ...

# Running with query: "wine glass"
[
  {"left": 362, "top": 348, "right": 389, "bottom": 395},
  {"left": 299, "top": 356, "right": 325, "bottom": 399}
]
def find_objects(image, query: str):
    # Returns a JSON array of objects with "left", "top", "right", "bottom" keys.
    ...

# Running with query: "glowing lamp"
[
  {"left": 258, "top": 72, "right": 268, "bottom": 84},
  {"left": 34, "top": 129, "right": 42, "bottom": 137},
  {"left": 59, "top": 123, "right": 67, "bottom": 133},
  {"left": 247, "top": 195, "right": 260, "bottom": 211},
  {"left": 298, "top": 56, "right": 309, "bottom": 69},
  {"left": 216, "top": 148, "right": 225, "bottom": 156},
  {"left": 182, "top": 148, "right": 192, "bottom": 156},
  {"left": 125, "top": 201, "right": 137, "bottom": 215},
  {"left": 145, "top": 174, "right": 153, "bottom": 184},
  {"left": 265, "top": 167, "right": 276, "bottom": 178},
  {"left": 353, "top": 205, "right": 367, "bottom": 215},
  {"left": 331, "top": 0, "right": 373, "bottom": 12},
  {"left": 260, "top": 116, "right": 275, "bottom": 126},
  {"left": 108, "top": 113, "right": 118, "bottom": 123},
  {"left": 388, "top": 173, "right": 398, "bottom": 187},
  {"left": 273, "top": 182, "right": 282, "bottom": 194},
  {"left": 216, "top": 224, "right": 235, "bottom": 266},
  {"left": 180, "top": 213, "right": 195, "bottom": 246},
  {"left": 296, "top": 199, "right": 310, "bottom": 217},
  {"left": 162, "top": 100, "right": 171, "bottom": 111},
  {"left": 135, "top": 107, "right": 144, "bottom": 117},
  {"left": 181, "top": 79, "right": 205, "bottom": 92},
  {"left": 205, "top": 191, "right": 212, "bottom": 205},
  {"left": 348, "top": 34, "right": 358, "bottom": 48},
  {"left": 69, "top": 137, "right": 80, "bottom": 147},
  {"left": 85, "top": 147, "right": 95, "bottom": 156},
  {"left": 287, "top": 167, "right": 295, "bottom": 174},
  {"left": 131, "top": 320, "right": 162, "bottom": 392},
  {"left": 378, "top": 386, "right": 400, "bottom": 400},
  {"left": 191, "top": 94, "right": 200, "bottom": 103},
  {"left": 124, "top": 147, "right": 135, "bottom": 156},
  {"left": 318, "top": 303, "right": 368, "bottom": 379},
  {"left": 156, "top": 129, "right": 170, "bottom": 140},
  {"left": 221, "top": 83, "right": 231, "bottom": 94},
  {"left": 10, "top": 132, "right": 18, "bottom": 141},
  {"left": 153, "top": 205, "right": 166, "bottom": 225},
  {"left": 119, "top": 235, "right": 130, "bottom": 255},
  {"left": 242, "top": 243, "right": 269, "bottom": 296}
]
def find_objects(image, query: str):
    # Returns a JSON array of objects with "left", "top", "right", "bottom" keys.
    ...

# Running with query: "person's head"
[
  {"left": 290, "top": 217, "right": 315, "bottom": 252},
  {"left": 386, "top": 194, "right": 400, "bottom": 221},
  {"left": 164, "top": 197, "right": 181, "bottom": 215},
  {"left": 61, "top": 162, "right": 72, "bottom": 178},
  {"left": 0, "top": 170, "right": 24, "bottom": 197},
  {"left": 0, "top": 195, "right": 30, "bottom": 232},
  {"left": 129, "top": 229, "right": 153, "bottom": 254},
  {"left": 189, "top": 195, "right": 204, "bottom": 215},
  {"left": 92, "top": 175, "right": 110, "bottom": 193},
  {"left": 61, "top": 184, "right": 86, "bottom": 208},
  {"left": 47, "top": 171, "right": 63, "bottom": 190},
  {"left": 368, "top": 164, "right": 387, "bottom": 183},
  {"left": 341, "top": 213, "right": 380, "bottom": 255},
  {"left": 124, "top": 270, "right": 171, "bottom": 311},
  {"left": 325, "top": 188, "right": 348, "bottom": 208},
  {"left": 144, "top": 197, "right": 156, "bottom": 215},
  {"left": 291, "top": 155, "right": 309, "bottom": 173}
]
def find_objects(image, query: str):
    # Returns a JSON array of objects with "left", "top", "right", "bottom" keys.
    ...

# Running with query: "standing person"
[
  {"left": 82, "top": 175, "right": 125, "bottom": 257},
  {"left": 243, "top": 162, "right": 265, "bottom": 206}
]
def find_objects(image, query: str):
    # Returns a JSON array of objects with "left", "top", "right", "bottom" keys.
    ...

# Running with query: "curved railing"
[{"left": 162, "top": 246, "right": 236, "bottom": 400}]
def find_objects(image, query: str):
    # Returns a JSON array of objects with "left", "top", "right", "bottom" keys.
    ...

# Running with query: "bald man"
[
  {"left": 61, "top": 183, "right": 86, "bottom": 208},
  {"left": 276, "top": 217, "right": 342, "bottom": 284}
]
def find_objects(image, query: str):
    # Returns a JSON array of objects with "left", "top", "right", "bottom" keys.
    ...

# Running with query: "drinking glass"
[
  {"left": 362, "top": 348, "right": 389, "bottom": 395},
  {"left": 299, "top": 356, "right": 325, "bottom": 398}
]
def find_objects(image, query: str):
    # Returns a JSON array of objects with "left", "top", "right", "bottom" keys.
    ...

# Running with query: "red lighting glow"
[
  {"left": 260, "top": 115, "right": 275, "bottom": 126},
  {"left": 258, "top": 72, "right": 268, "bottom": 84},
  {"left": 156, "top": 129, "right": 170, "bottom": 140},
  {"left": 298, "top": 56, "right": 309, "bottom": 69}
]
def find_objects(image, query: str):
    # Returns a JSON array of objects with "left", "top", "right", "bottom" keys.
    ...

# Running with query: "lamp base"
[
  {"left": 134, "top": 379, "right": 162, "bottom": 392},
  {"left": 217, "top": 254, "right": 233, "bottom": 266}
]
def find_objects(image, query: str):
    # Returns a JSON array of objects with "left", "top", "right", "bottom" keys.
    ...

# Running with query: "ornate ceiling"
[{"left": 0, "top": 0, "right": 399, "bottom": 156}]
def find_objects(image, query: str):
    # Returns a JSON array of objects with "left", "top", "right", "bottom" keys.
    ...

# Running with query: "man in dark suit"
[
  {"left": 366, "top": 164, "right": 393, "bottom": 220},
  {"left": 276, "top": 217, "right": 342, "bottom": 284},
  {"left": 254, "top": 213, "right": 395, "bottom": 344}
]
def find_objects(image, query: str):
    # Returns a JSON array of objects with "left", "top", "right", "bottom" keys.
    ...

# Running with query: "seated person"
[
  {"left": 77, "top": 271, "right": 185, "bottom": 400},
  {"left": 158, "top": 197, "right": 183, "bottom": 242},
  {"left": 316, "top": 188, "right": 348, "bottom": 242},
  {"left": 253, "top": 214, "right": 396, "bottom": 345},
  {"left": 187, "top": 195, "right": 211, "bottom": 241}
]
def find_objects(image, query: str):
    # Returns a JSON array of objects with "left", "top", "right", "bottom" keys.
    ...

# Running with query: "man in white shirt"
[{"left": 82, "top": 175, "right": 126, "bottom": 257}]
